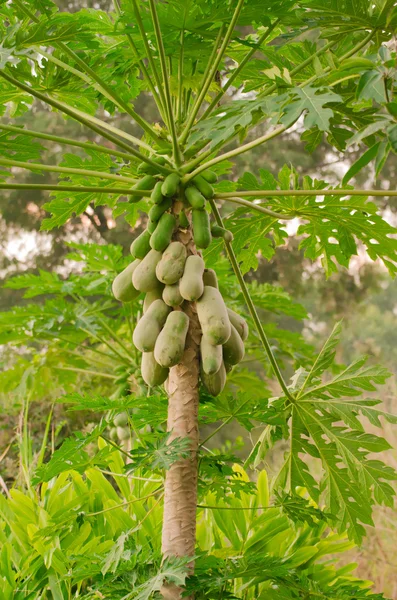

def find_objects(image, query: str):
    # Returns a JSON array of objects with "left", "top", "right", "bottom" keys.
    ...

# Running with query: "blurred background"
[{"left": 1, "top": 0, "right": 397, "bottom": 596}]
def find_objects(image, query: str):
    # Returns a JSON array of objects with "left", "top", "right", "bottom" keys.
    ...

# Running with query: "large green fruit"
[
  {"left": 130, "top": 229, "right": 151, "bottom": 259},
  {"left": 203, "top": 268, "right": 218, "bottom": 289},
  {"left": 185, "top": 185, "right": 206, "bottom": 209},
  {"left": 150, "top": 213, "right": 176, "bottom": 252},
  {"left": 197, "top": 286, "right": 231, "bottom": 345},
  {"left": 201, "top": 362, "right": 226, "bottom": 396},
  {"left": 132, "top": 249, "right": 162, "bottom": 292},
  {"left": 112, "top": 259, "right": 141, "bottom": 302},
  {"left": 133, "top": 298, "right": 171, "bottom": 352},
  {"left": 156, "top": 241, "right": 187, "bottom": 284},
  {"left": 117, "top": 426, "right": 130, "bottom": 441},
  {"left": 141, "top": 352, "right": 169, "bottom": 386},
  {"left": 192, "top": 208, "right": 211, "bottom": 249},
  {"left": 148, "top": 197, "right": 173, "bottom": 222},
  {"left": 161, "top": 173, "right": 180, "bottom": 197},
  {"left": 223, "top": 323, "right": 245, "bottom": 365},
  {"left": 201, "top": 169, "right": 218, "bottom": 184},
  {"left": 179, "top": 255, "right": 205, "bottom": 301},
  {"left": 113, "top": 411, "right": 129, "bottom": 427},
  {"left": 143, "top": 285, "right": 164, "bottom": 313},
  {"left": 154, "top": 310, "right": 190, "bottom": 367},
  {"left": 130, "top": 175, "right": 157, "bottom": 202},
  {"left": 211, "top": 224, "right": 234, "bottom": 242},
  {"left": 163, "top": 283, "right": 184, "bottom": 307},
  {"left": 137, "top": 156, "right": 166, "bottom": 174},
  {"left": 193, "top": 175, "right": 214, "bottom": 199},
  {"left": 227, "top": 307, "right": 249, "bottom": 341},
  {"left": 200, "top": 335, "right": 223, "bottom": 375},
  {"left": 150, "top": 180, "right": 164, "bottom": 204}
]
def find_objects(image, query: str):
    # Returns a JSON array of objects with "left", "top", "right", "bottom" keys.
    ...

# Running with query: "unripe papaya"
[
  {"left": 197, "top": 286, "right": 231, "bottom": 345},
  {"left": 185, "top": 185, "right": 206, "bottom": 209},
  {"left": 178, "top": 210, "right": 189, "bottom": 229},
  {"left": 192, "top": 209, "right": 211, "bottom": 249},
  {"left": 130, "top": 229, "right": 151, "bottom": 259},
  {"left": 179, "top": 255, "right": 205, "bottom": 301},
  {"left": 203, "top": 268, "right": 218, "bottom": 289},
  {"left": 133, "top": 299, "right": 171, "bottom": 352},
  {"left": 132, "top": 249, "right": 162, "bottom": 292},
  {"left": 150, "top": 180, "right": 164, "bottom": 204},
  {"left": 138, "top": 156, "right": 166, "bottom": 174},
  {"left": 148, "top": 197, "right": 172, "bottom": 222},
  {"left": 211, "top": 224, "right": 234, "bottom": 242},
  {"left": 223, "top": 323, "right": 245, "bottom": 365},
  {"left": 131, "top": 175, "right": 156, "bottom": 200},
  {"left": 201, "top": 362, "right": 226, "bottom": 396},
  {"left": 193, "top": 175, "right": 214, "bottom": 199},
  {"left": 156, "top": 241, "right": 187, "bottom": 284},
  {"left": 161, "top": 173, "right": 180, "bottom": 197},
  {"left": 109, "top": 426, "right": 118, "bottom": 441},
  {"left": 141, "top": 352, "right": 169, "bottom": 387},
  {"left": 112, "top": 259, "right": 141, "bottom": 302},
  {"left": 150, "top": 213, "right": 176, "bottom": 252},
  {"left": 227, "top": 307, "right": 248, "bottom": 341},
  {"left": 163, "top": 283, "right": 184, "bottom": 307},
  {"left": 201, "top": 335, "right": 223, "bottom": 375},
  {"left": 147, "top": 218, "right": 157, "bottom": 234},
  {"left": 201, "top": 169, "right": 218, "bottom": 184},
  {"left": 117, "top": 426, "right": 130, "bottom": 441},
  {"left": 143, "top": 285, "right": 164, "bottom": 313},
  {"left": 114, "top": 411, "right": 129, "bottom": 427},
  {"left": 154, "top": 311, "right": 190, "bottom": 367}
]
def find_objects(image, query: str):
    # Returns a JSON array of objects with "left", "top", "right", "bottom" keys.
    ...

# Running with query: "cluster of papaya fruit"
[{"left": 112, "top": 164, "right": 248, "bottom": 396}]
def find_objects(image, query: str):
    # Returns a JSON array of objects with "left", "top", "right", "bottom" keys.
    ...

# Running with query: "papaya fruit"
[
  {"left": 163, "top": 283, "right": 184, "bottom": 307},
  {"left": 201, "top": 361, "right": 226, "bottom": 396},
  {"left": 109, "top": 426, "right": 118, "bottom": 441},
  {"left": 150, "top": 180, "right": 164, "bottom": 204},
  {"left": 137, "top": 156, "right": 166, "bottom": 174},
  {"left": 150, "top": 213, "right": 176, "bottom": 252},
  {"left": 197, "top": 286, "right": 231, "bottom": 345},
  {"left": 132, "top": 249, "right": 162, "bottom": 292},
  {"left": 211, "top": 224, "right": 234, "bottom": 242},
  {"left": 143, "top": 285, "right": 164, "bottom": 313},
  {"left": 147, "top": 218, "right": 157, "bottom": 234},
  {"left": 112, "top": 259, "right": 141, "bottom": 302},
  {"left": 133, "top": 298, "right": 171, "bottom": 352},
  {"left": 113, "top": 411, "right": 129, "bottom": 427},
  {"left": 148, "top": 197, "right": 172, "bottom": 222},
  {"left": 201, "top": 169, "right": 218, "bottom": 184},
  {"left": 178, "top": 210, "right": 189, "bottom": 229},
  {"left": 192, "top": 209, "right": 211, "bottom": 249},
  {"left": 193, "top": 175, "right": 214, "bottom": 199},
  {"left": 133, "top": 174, "right": 156, "bottom": 192},
  {"left": 141, "top": 352, "right": 169, "bottom": 386},
  {"left": 185, "top": 185, "right": 206, "bottom": 209},
  {"left": 161, "top": 173, "right": 180, "bottom": 197},
  {"left": 179, "top": 255, "right": 205, "bottom": 301},
  {"left": 223, "top": 323, "right": 245, "bottom": 365},
  {"left": 201, "top": 335, "right": 223, "bottom": 375},
  {"left": 227, "top": 307, "right": 248, "bottom": 341},
  {"left": 130, "top": 229, "right": 151, "bottom": 259},
  {"left": 156, "top": 241, "right": 187, "bottom": 284},
  {"left": 117, "top": 426, "right": 130, "bottom": 441},
  {"left": 203, "top": 268, "right": 218, "bottom": 289},
  {"left": 154, "top": 311, "right": 190, "bottom": 367}
]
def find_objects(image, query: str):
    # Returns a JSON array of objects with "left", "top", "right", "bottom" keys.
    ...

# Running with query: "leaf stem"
[
  {"left": 0, "top": 157, "right": 137, "bottom": 184},
  {"left": 209, "top": 198, "right": 294, "bottom": 402},
  {"left": 0, "top": 183, "right": 150, "bottom": 196},
  {"left": 55, "top": 366, "right": 118, "bottom": 379},
  {"left": 199, "top": 396, "right": 253, "bottom": 447},
  {"left": 216, "top": 188, "right": 397, "bottom": 198},
  {"left": 216, "top": 196, "right": 295, "bottom": 219},
  {"left": 85, "top": 487, "right": 163, "bottom": 516}
]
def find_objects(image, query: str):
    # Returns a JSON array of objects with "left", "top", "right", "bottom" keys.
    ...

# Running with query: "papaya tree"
[{"left": 1, "top": 0, "right": 397, "bottom": 598}]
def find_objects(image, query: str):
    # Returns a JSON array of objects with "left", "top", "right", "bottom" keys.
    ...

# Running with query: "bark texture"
[{"left": 161, "top": 225, "right": 201, "bottom": 600}]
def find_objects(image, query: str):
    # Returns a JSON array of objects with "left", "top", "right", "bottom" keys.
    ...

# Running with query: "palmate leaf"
[{"left": 280, "top": 86, "right": 342, "bottom": 131}]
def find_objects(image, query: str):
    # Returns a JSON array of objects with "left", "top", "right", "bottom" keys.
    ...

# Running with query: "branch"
[
  {"left": 208, "top": 198, "right": 295, "bottom": 402},
  {"left": 216, "top": 188, "right": 397, "bottom": 198},
  {"left": 179, "top": 0, "right": 246, "bottom": 144},
  {"left": 0, "top": 157, "right": 137, "bottom": 184},
  {"left": 0, "top": 183, "right": 150, "bottom": 196}
]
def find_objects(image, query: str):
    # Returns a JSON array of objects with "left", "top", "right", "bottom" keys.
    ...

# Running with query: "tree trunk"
[{"left": 161, "top": 227, "right": 200, "bottom": 600}]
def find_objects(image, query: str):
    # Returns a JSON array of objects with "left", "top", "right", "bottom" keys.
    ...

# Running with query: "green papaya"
[
  {"left": 137, "top": 156, "right": 166, "bottom": 174},
  {"left": 197, "top": 286, "right": 231, "bottom": 345},
  {"left": 130, "top": 229, "right": 151, "bottom": 259},
  {"left": 178, "top": 210, "right": 189, "bottom": 229},
  {"left": 201, "top": 169, "right": 218, "bottom": 184},
  {"left": 185, "top": 185, "right": 206, "bottom": 209},
  {"left": 223, "top": 323, "right": 245, "bottom": 365},
  {"left": 203, "top": 268, "right": 218, "bottom": 289},
  {"left": 161, "top": 173, "right": 180, "bottom": 197},
  {"left": 114, "top": 411, "right": 129, "bottom": 427},
  {"left": 141, "top": 352, "right": 169, "bottom": 386},
  {"left": 193, "top": 175, "right": 214, "bottom": 199},
  {"left": 112, "top": 259, "right": 141, "bottom": 302},
  {"left": 150, "top": 213, "right": 176, "bottom": 252},
  {"left": 179, "top": 255, "right": 205, "bottom": 301},
  {"left": 109, "top": 426, "right": 118, "bottom": 441},
  {"left": 192, "top": 209, "right": 211, "bottom": 249},
  {"left": 143, "top": 285, "right": 164, "bottom": 313},
  {"left": 154, "top": 310, "right": 190, "bottom": 367},
  {"left": 200, "top": 335, "right": 223, "bottom": 375},
  {"left": 227, "top": 307, "right": 248, "bottom": 341},
  {"left": 150, "top": 180, "right": 164, "bottom": 204},
  {"left": 162, "top": 283, "right": 184, "bottom": 307},
  {"left": 147, "top": 218, "right": 157, "bottom": 234},
  {"left": 201, "top": 362, "right": 226, "bottom": 396},
  {"left": 156, "top": 241, "right": 187, "bottom": 284},
  {"left": 133, "top": 298, "right": 171, "bottom": 352},
  {"left": 117, "top": 426, "right": 130, "bottom": 441},
  {"left": 132, "top": 249, "right": 162, "bottom": 292},
  {"left": 133, "top": 174, "right": 157, "bottom": 192},
  {"left": 211, "top": 224, "right": 234, "bottom": 242},
  {"left": 148, "top": 197, "right": 173, "bottom": 222}
]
